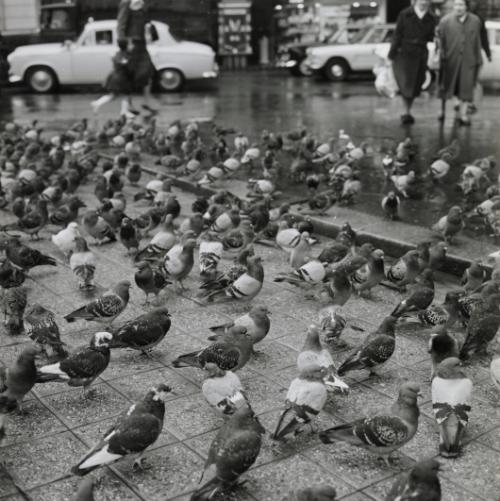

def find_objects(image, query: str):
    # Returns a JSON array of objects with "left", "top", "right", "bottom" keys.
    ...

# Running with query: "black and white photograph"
[{"left": 0, "top": 0, "right": 500, "bottom": 499}]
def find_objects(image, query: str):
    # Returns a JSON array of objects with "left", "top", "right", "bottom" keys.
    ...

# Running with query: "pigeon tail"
[
  {"left": 337, "top": 358, "right": 365, "bottom": 376},
  {"left": 35, "top": 371, "right": 67, "bottom": 383},
  {"left": 318, "top": 423, "right": 352, "bottom": 444},
  {"left": 64, "top": 306, "right": 92, "bottom": 323},
  {"left": 190, "top": 477, "right": 222, "bottom": 501},
  {"left": 172, "top": 352, "right": 202, "bottom": 368},
  {"left": 38, "top": 255, "right": 57, "bottom": 267},
  {"left": 71, "top": 443, "right": 122, "bottom": 476}
]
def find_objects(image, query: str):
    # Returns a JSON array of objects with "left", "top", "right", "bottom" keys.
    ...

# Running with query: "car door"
[
  {"left": 479, "top": 26, "right": 500, "bottom": 82},
  {"left": 350, "top": 26, "right": 393, "bottom": 71},
  {"left": 70, "top": 28, "right": 114, "bottom": 84}
]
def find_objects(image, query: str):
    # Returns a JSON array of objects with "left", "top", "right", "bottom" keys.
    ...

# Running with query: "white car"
[
  {"left": 8, "top": 20, "right": 219, "bottom": 93},
  {"left": 305, "top": 20, "right": 500, "bottom": 87}
]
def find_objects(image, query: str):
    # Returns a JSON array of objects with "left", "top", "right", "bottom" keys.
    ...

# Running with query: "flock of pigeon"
[{"left": 0, "top": 114, "right": 499, "bottom": 501}]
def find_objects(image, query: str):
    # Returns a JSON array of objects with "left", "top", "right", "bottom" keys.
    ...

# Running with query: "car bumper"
[
  {"left": 276, "top": 57, "right": 298, "bottom": 69},
  {"left": 202, "top": 63, "right": 219, "bottom": 79},
  {"left": 9, "top": 73, "right": 23, "bottom": 83}
]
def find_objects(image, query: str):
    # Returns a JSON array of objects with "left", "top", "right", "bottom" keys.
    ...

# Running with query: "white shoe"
[{"left": 91, "top": 101, "right": 100, "bottom": 114}]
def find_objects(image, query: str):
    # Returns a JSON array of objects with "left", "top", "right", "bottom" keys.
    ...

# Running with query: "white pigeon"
[
  {"left": 199, "top": 237, "right": 224, "bottom": 276},
  {"left": 70, "top": 237, "right": 97, "bottom": 290},
  {"left": 51, "top": 222, "right": 80, "bottom": 258}
]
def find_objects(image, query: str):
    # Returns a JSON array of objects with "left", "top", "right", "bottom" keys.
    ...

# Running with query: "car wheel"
[
  {"left": 157, "top": 68, "right": 184, "bottom": 92},
  {"left": 421, "top": 69, "right": 435, "bottom": 91},
  {"left": 298, "top": 59, "right": 313, "bottom": 77},
  {"left": 324, "top": 58, "right": 349, "bottom": 82},
  {"left": 26, "top": 66, "right": 57, "bottom": 93}
]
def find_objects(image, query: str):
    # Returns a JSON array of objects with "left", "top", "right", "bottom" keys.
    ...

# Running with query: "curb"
[{"left": 99, "top": 152, "right": 484, "bottom": 279}]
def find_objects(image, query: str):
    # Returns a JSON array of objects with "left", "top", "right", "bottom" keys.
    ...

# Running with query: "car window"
[
  {"left": 96, "top": 30, "right": 113, "bottom": 45},
  {"left": 79, "top": 31, "right": 94, "bottom": 46},
  {"left": 383, "top": 29, "right": 394, "bottom": 43},
  {"left": 365, "top": 28, "right": 388, "bottom": 44},
  {"left": 350, "top": 26, "right": 372, "bottom": 44},
  {"left": 40, "top": 8, "right": 71, "bottom": 31},
  {"left": 495, "top": 29, "right": 500, "bottom": 45}
]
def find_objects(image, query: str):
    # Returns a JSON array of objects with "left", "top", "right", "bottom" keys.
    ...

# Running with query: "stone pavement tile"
[
  {"left": 248, "top": 341, "right": 298, "bottom": 375},
  {"left": 26, "top": 474, "right": 142, "bottom": 501},
  {"left": 472, "top": 377, "right": 500, "bottom": 406},
  {"left": 365, "top": 472, "right": 487, "bottom": 501},
  {"left": 113, "top": 442, "right": 205, "bottom": 500},
  {"left": 0, "top": 432, "right": 85, "bottom": 491},
  {"left": 388, "top": 334, "right": 429, "bottom": 368},
  {"left": 0, "top": 398, "right": 65, "bottom": 447},
  {"left": 340, "top": 493, "right": 377, "bottom": 501},
  {"left": 107, "top": 366, "right": 198, "bottom": 402},
  {"left": 162, "top": 393, "right": 220, "bottom": 440},
  {"left": 73, "top": 414, "right": 178, "bottom": 452},
  {"left": 301, "top": 443, "right": 413, "bottom": 490},
  {"left": 243, "top": 375, "right": 287, "bottom": 415},
  {"left": 245, "top": 454, "right": 358, "bottom": 501},
  {"left": 42, "top": 382, "right": 128, "bottom": 428},
  {"left": 439, "top": 442, "right": 500, "bottom": 500},
  {"left": 98, "top": 348, "right": 165, "bottom": 380},
  {"left": 174, "top": 309, "right": 233, "bottom": 335},
  {"left": 476, "top": 425, "right": 500, "bottom": 452}
]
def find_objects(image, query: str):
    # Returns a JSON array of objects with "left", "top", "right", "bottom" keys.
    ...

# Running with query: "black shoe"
[
  {"left": 128, "top": 108, "right": 140, "bottom": 115},
  {"left": 458, "top": 117, "right": 471, "bottom": 126},
  {"left": 438, "top": 114, "right": 445, "bottom": 122},
  {"left": 401, "top": 114, "right": 415, "bottom": 125},
  {"left": 142, "top": 104, "right": 158, "bottom": 115}
]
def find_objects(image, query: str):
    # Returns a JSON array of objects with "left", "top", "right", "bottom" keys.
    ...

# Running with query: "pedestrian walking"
[
  {"left": 388, "top": 0, "right": 437, "bottom": 125},
  {"left": 91, "top": 39, "right": 135, "bottom": 118},
  {"left": 438, "top": 0, "right": 484, "bottom": 126},
  {"left": 117, "top": 0, "right": 159, "bottom": 114}
]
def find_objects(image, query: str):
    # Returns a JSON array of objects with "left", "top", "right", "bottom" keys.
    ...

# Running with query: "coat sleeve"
[
  {"left": 437, "top": 18, "right": 447, "bottom": 60},
  {"left": 388, "top": 13, "right": 404, "bottom": 60},
  {"left": 479, "top": 17, "right": 491, "bottom": 59},
  {"left": 117, "top": 0, "right": 130, "bottom": 42}
]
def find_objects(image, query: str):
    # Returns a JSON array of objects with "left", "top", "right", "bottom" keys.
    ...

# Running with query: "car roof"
[
  {"left": 486, "top": 20, "right": 500, "bottom": 29},
  {"left": 84, "top": 19, "right": 168, "bottom": 30}
]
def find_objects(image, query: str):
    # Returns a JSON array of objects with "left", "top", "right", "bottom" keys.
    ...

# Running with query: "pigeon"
[
  {"left": 64, "top": 280, "right": 131, "bottom": 324},
  {"left": 134, "top": 262, "right": 169, "bottom": 304},
  {"left": 318, "top": 306, "right": 349, "bottom": 345},
  {"left": 24, "top": 304, "right": 68, "bottom": 360},
  {"left": 276, "top": 220, "right": 301, "bottom": 252},
  {"left": 51, "top": 222, "right": 81, "bottom": 258},
  {"left": 353, "top": 249, "right": 385, "bottom": 297},
  {"left": 82, "top": 210, "right": 116, "bottom": 245},
  {"left": 319, "top": 382, "right": 420, "bottom": 465},
  {"left": 428, "top": 326, "right": 460, "bottom": 379},
  {"left": 381, "top": 191, "right": 401, "bottom": 220},
  {"left": 162, "top": 239, "right": 196, "bottom": 290},
  {"left": 0, "top": 345, "right": 40, "bottom": 411},
  {"left": 273, "top": 364, "right": 328, "bottom": 440},
  {"left": 461, "top": 260, "right": 486, "bottom": 292},
  {"left": 298, "top": 324, "right": 349, "bottom": 394},
  {"left": 338, "top": 316, "right": 397, "bottom": 376},
  {"left": 287, "top": 485, "right": 337, "bottom": 501},
  {"left": 415, "top": 241, "right": 431, "bottom": 272},
  {"left": 274, "top": 260, "right": 327, "bottom": 287},
  {"left": 387, "top": 249, "right": 420, "bottom": 290},
  {"left": 2, "top": 199, "right": 48, "bottom": 239},
  {"left": 36, "top": 331, "right": 113, "bottom": 395},
  {"left": 290, "top": 232, "right": 312, "bottom": 270},
  {"left": 199, "top": 235, "right": 224, "bottom": 277},
  {"left": 391, "top": 171, "right": 415, "bottom": 198},
  {"left": 208, "top": 305, "right": 271, "bottom": 349},
  {"left": 417, "top": 291, "right": 461, "bottom": 328},
  {"left": 429, "top": 242, "right": 447, "bottom": 271},
  {"left": 391, "top": 269, "right": 435, "bottom": 317},
  {"left": 201, "top": 363, "right": 249, "bottom": 415},
  {"left": 456, "top": 285, "right": 499, "bottom": 325},
  {"left": 71, "top": 384, "right": 171, "bottom": 475},
  {"left": 203, "top": 255, "right": 264, "bottom": 303},
  {"left": 432, "top": 357, "right": 473, "bottom": 458},
  {"left": 0, "top": 286, "right": 27, "bottom": 335},
  {"left": 108, "top": 307, "right": 171, "bottom": 355},
  {"left": 6, "top": 237, "right": 57, "bottom": 270},
  {"left": 172, "top": 326, "right": 253, "bottom": 371},
  {"left": 460, "top": 293, "right": 500, "bottom": 358},
  {"left": 119, "top": 217, "right": 140, "bottom": 255},
  {"left": 126, "top": 162, "right": 142, "bottom": 185},
  {"left": 73, "top": 477, "right": 96, "bottom": 501},
  {"left": 385, "top": 459, "right": 441, "bottom": 501},
  {"left": 135, "top": 214, "right": 176, "bottom": 263},
  {"left": 0, "top": 259, "right": 27, "bottom": 289},
  {"left": 317, "top": 242, "right": 350, "bottom": 264},
  {"left": 210, "top": 208, "right": 241, "bottom": 234},
  {"left": 491, "top": 352, "right": 500, "bottom": 391},
  {"left": 69, "top": 237, "right": 97, "bottom": 290},
  {"left": 432, "top": 206, "right": 464, "bottom": 244},
  {"left": 315, "top": 267, "right": 352, "bottom": 306},
  {"left": 49, "top": 197, "right": 86, "bottom": 226},
  {"left": 190, "top": 405, "right": 265, "bottom": 501}
]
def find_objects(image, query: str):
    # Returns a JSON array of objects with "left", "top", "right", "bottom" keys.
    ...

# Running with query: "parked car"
[
  {"left": 304, "top": 23, "right": 397, "bottom": 82},
  {"left": 276, "top": 25, "right": 365, "bottom": 77},
  {"left": 7, "top": 19, "right": 219, "bottom": 93},
  {"left": 305, "top": 20, "right": 500, "bottom": 89}
]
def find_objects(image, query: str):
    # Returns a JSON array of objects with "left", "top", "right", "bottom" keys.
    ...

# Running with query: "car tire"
[
  {"left": 25, "top": 66, "right": 58, "bottom": 93},
  {"left": 323, "top": 58, "right": 349, "bottom": 82},
  {"left": 157, "top": 68, "right": 184, "bottom": 92},
  {"left": 421, "top": 69, "right": 435, "bottom": 92}
]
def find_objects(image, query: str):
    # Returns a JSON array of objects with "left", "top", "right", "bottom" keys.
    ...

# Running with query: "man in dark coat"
[
  {"left": 388, "top": 0, "right": 437, "bottom": 125},
  {"left": 117, "top": 0, "right": 158, "bottom": 113},
  {"left": 438, "top": 0, "right": 483, "bottom": 125}
]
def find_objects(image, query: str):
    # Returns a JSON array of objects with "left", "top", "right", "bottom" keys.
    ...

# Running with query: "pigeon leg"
[
  {"left": 132, "top": 453, "right": 151, "bottom": 471},
  {"left": 140, "top": 349, "right": 155, "bottom": 360}
]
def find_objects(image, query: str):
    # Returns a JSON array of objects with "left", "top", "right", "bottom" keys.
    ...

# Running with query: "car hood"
[
  {"left": 10, "top": 43, "right": 66, "bottom": 57},
  {"left": 308, "top": 43, "right": 354, "bottom": 56}
]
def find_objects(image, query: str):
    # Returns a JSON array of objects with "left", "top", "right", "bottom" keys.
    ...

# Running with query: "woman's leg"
[
  {"left": 401, "top": 97, "right": 415, "bottom": 124},
  {"left": 91, "top": 93, "right": 115, "bottom": 113}
]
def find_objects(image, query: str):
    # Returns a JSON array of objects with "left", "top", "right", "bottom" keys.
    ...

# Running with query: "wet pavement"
[
  {"left": 0, "top": 160, "right": 499, "bottom": 500},
  {"left": 2, "top": 71, "right": 500, "bottom": 234}
]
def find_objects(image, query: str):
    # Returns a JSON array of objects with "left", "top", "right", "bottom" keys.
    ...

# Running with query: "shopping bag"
[{"left": 374, "top": 63, "right": 398, "bottom": 99}]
